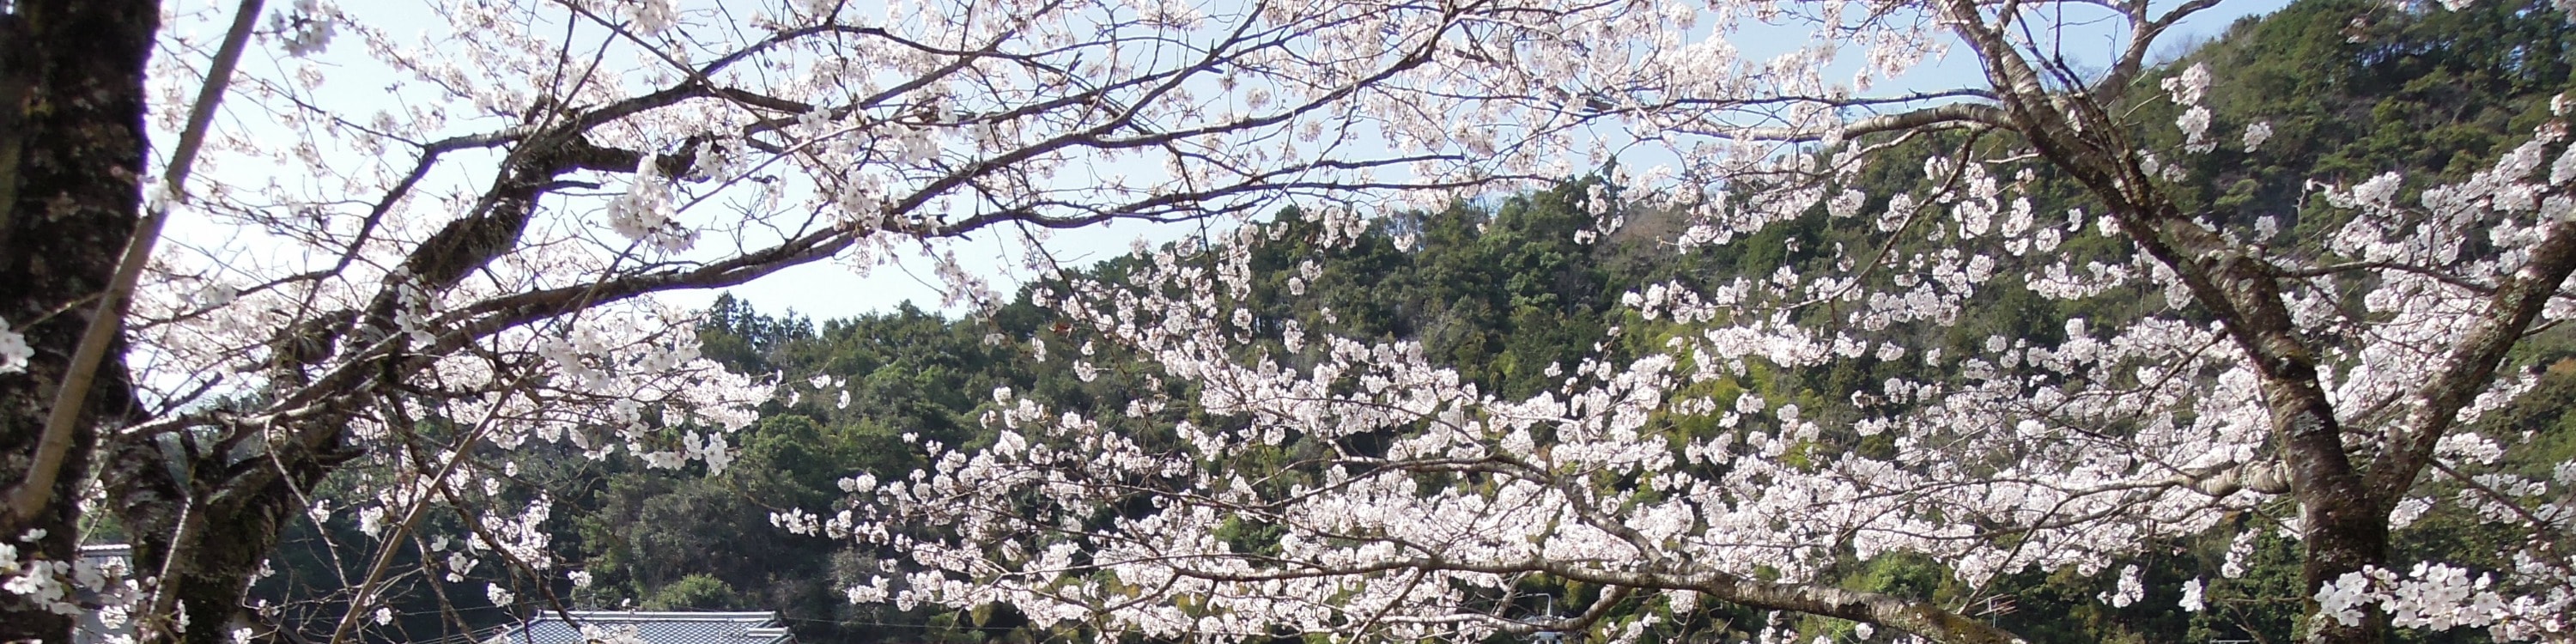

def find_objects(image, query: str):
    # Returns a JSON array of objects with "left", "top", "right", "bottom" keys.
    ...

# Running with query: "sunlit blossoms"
[
  {"left": 39, "top": 0, "right": 1844, "bottom": 638},
  {"left": 3, "top": 0, "right": 2569, "bottom": 642},
  {"left": 2245, "top": 121, "right": 2275, "bottom": 152},
  {"left": 0, "top": 319, "right": 27, "bottom": 374},
  {"left": 794, "top": 2, "right": 2576, "bottom": 644}
]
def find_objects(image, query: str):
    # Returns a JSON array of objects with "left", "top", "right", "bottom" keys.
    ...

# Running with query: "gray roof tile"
[{"left": 503, "top": 611, "right": 794, "bottom": 644}]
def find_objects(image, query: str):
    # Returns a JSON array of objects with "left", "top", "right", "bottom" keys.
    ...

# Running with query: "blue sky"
[
  {"left": 681, "top": 0, "right": 2292, "bottom": 322},
  {"left": 155, "top": 0, "right": 2294, "bottom": 325}
]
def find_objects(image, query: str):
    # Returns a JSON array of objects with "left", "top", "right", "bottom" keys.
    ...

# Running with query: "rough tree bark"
[
  {"left": 0, "top": 0, "right": 160, "bottom": 641},
  {"left": 0, "top": 1, "right": 159, "bottom": 643}
]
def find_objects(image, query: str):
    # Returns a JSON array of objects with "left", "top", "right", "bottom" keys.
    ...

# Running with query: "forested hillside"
[{"left": 251, "top": 1, "right": 2574, "bottom": 641}]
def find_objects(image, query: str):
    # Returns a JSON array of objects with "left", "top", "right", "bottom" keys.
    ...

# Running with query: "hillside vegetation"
[{"left": 263, "top": 1, "right": 2575, "bottom": 641}]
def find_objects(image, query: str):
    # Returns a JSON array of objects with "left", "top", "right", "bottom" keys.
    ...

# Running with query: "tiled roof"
[{"left": 501, "top": 611, "right": 794, "bottom": 644}]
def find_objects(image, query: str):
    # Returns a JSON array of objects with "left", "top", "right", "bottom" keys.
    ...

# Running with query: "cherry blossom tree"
[
  {"left": 814, "top": 3, "right": 2576, "bottom": 644},
  {"left": 4, "top": 0, "right": 2569, "bottom": 643},
  {"left": 0, "top": 0, "right": 1637, "bottom": 641}
]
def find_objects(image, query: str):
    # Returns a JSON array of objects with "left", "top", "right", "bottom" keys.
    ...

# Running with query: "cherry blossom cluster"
[
  {"left": 3, "top": 535, "right": 136, "bottom": 635},
  {"left": 822, "top": 68, "right": 2576, "bottom": 644},
  {"left": 112, "top": 0, "right": 1939, "bottom": 634},
  {"left": 78, "top": 0, "right": 2576, "bottom": 641}
]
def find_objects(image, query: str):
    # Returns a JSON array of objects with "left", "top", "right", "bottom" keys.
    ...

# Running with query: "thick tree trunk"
[
  {"left": 0, "top": 1, "right": 160, "bottom": 642},
  {"left": 103, "top": 413, "right": 352, "bottom": 644},
  {"left": 2265, "top": 388, "right": 2391, "bottom": 644}
]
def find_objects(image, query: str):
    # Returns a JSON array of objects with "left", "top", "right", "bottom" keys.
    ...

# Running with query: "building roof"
[{"left": 501, "top": 611, "right": 794, "bottom": 644}]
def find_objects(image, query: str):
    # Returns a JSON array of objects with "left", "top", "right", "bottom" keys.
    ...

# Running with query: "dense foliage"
[
  {"left": 380, "top": 5, "right": 2576, "bottom": 643},
  {"left": 9, "top": 0, "right": 2570, "bottom": 641}
]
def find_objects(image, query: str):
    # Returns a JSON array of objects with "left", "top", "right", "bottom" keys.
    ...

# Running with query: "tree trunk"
[
  {"left": 103, "top": 413, "right": 353, "bottom": 644},
  {"left": 2265, "top": 386, "right": 2391, "bottom": 644},
  {"left": 0, "top": 0, "right": 159, "bottom": 642}
]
